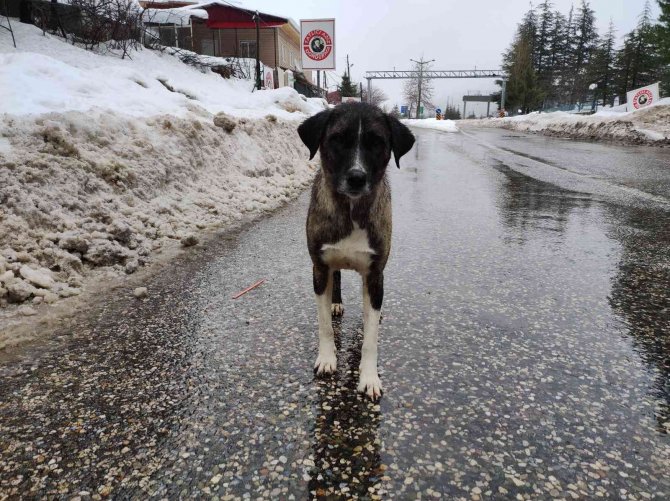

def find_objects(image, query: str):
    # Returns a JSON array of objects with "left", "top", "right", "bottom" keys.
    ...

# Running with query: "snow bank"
[
  {"left": 0, "top": 111, "right": 316, "bottom": 319},
  {"left": 463, "top": 99, "right": 670, "bottom": 145},
  {"left": 0, "top": 21, "right": 325, "bottom": 335},
  {"left": 403, "top": 118, "right": 459, "bottom": 133},
  {"left": 1, "top": 21, "right": 326, "bottom": 119}
]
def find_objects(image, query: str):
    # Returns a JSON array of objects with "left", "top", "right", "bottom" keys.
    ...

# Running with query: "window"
[{"left": 240, "top": 41, "right": 257, "bottom": 59}]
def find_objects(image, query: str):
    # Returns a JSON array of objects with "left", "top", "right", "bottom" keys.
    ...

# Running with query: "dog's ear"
[
  {"left": 297, "top": 109, "right": 332, "bottom": 160},
  {"left": 386, "top": 115, "right": 415, "bottom": 168}
]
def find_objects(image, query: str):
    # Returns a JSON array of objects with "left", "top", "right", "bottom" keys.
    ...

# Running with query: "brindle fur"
[
  {"left": 307, "top": 169, "right": 392, "bottom": 309},
  {"left": 298, "top": 102, "right": 414, "bottom": 398}
]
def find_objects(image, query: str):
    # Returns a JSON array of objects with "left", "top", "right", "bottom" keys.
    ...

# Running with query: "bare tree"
[
  {"left": 402, "top": 60, "right": 435, "bottom": 118},
  {"left": 69, "top": 0, "right": 142, "bottom": 58},
  {"left": 361, "top": 85, "right": 389, "bottom": 107}
]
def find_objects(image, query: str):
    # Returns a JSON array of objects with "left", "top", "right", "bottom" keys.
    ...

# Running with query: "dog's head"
[{"left": 298, "top": 103, "right": 415, "bottom": 199}]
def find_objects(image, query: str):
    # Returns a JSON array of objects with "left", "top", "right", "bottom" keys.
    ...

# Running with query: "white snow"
[
  {"left": 403, "top": 118, "right": 459, "bottom": 133},
  {"left": 143, "top": 6, "right": 209, "bottom": 24},
  {"left": 0, "top": 20, "right": 324, "bottom": 333},
  {"left": 464, "top": 98, "right": 670, "bottom": 144},
  {"left": 1, "top": 21, "right": 325, "bottom": 119}
]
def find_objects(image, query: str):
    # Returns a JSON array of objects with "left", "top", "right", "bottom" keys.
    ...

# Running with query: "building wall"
[
  {"left": 191, "top": 20, "right": 276, "bottom": 68},
  {"left": 277, "top": 28, "right": 301, "bottom": 71}
]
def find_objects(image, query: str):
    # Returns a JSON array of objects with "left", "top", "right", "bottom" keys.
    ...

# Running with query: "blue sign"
[
  {"left": 436, "top": 108, "right": 442, "bottom": 114},
  {"left": 400, "top": 105, "right": 408, "bottom": 114}
]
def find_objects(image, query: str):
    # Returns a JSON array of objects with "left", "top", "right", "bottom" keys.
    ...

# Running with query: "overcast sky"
[{"left": 245, "top": 0, "right": 659, "bottom": 115}]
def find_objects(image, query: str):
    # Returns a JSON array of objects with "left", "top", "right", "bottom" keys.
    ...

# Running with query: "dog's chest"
[{"left": 321, "top": 225, "right": 375, "bottom": 273}]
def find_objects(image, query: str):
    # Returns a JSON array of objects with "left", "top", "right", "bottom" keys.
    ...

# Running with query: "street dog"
[{"left": 298, "top": 103, "right": 415, "bottom": 400}]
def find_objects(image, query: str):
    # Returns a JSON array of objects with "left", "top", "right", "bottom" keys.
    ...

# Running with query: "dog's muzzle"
[{"left": 340, "top": 169, "right": 368, "bottom": 197}]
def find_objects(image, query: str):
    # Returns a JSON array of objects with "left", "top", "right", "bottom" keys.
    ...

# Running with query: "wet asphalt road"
[{"left": 1, "top": 127, "right": 670, "bottom": 500}]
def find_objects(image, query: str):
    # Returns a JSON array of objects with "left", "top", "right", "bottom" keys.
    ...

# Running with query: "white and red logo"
[
  {"left": 303, "top": 30, "right": 332, "bottom": 61},
  {"left": 632, "top": 89, "right": 654, "bottom": 109}
]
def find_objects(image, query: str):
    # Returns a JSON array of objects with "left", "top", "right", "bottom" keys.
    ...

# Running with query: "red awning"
[{"left": 204, "top": 5, "right": 287, "bottom": 29}]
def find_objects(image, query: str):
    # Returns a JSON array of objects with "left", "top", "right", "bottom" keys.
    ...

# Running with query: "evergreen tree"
[
  {"left": 587, "top": 20, "right": 617, "bottom": 106},
  {"left": 535, "top": 1, "right": 554, "bottom": 73},
  {"left": 338, "top": 73, "right": 358, "bottom": 97},
  {"left": 535, "top": 1, "right": 555, "bottom": 108},
  {"left": 570, "top": 0, "right": 599, "bottom": 107},
  {"left": 390, "top": 104, "right": 401, "bottom": 118},
  {"left": 443, "top": 104, "right": 461, "bottom": 120},
  {"left": 502, "top": 22, "right": 543, "bottom": 113},
  {"left": 660, "top": 0, "right": 670, "bottom": 50},
  {"left": 614, "top": 1, "right": 662, "bottom": 102},
  {"left": 658, "top": 0, "right": 670, "bottom": 93},
  {"left": 544, "top": 10, "right": 568, "bottom": 106}
]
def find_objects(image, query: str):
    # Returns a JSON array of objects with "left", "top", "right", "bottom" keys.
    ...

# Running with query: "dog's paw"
[
  {"left": 358, "top": 370, "right": 383, "bottom": 400},
  {"left": 331, "top": 303, "right": 344, "bottom": 317},
  {"left": 314, "top": 350, "right": 337, "bottom": 375}
]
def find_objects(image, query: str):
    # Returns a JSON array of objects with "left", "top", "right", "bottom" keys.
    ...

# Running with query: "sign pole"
[{"left": 254, "top": 11, "right": 261, "bottom": 90}]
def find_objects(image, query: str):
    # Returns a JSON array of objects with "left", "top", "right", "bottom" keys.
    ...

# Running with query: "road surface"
[{"left": 1, "top": 127, "right": 669, "bottom": 499}]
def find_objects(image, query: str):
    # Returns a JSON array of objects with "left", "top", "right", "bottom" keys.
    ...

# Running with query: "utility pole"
[
  {"left": 410, "top": 57, "right": 434, "bottom": 119},
  {"left": 346, "top": 54, "right": 351, "bottom": 78}
]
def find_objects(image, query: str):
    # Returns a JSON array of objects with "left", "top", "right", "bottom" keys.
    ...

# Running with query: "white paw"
[
  {"left": 314, "top": 349, "right": 337, "bottom": 375},
  {"left": 358, "top": 369, "right": 383, "bottom": 400},
  {"left": 331, "top": 303, "right": 344, "bottom": 317}
]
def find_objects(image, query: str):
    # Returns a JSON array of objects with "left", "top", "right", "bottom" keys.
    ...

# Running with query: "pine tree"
[
  {"left": 503, "top": 24, "right": 543, "bottom": 113},
  {"left": 658, "top": 0, "right": 670, "bottom": 93},
  {"left": 660, "top": 0, "right": 670, "bottom": 49},
  {"left": 569, "top": 0, "right": 599, "bottom": 107},
  {"left": 555, "top": 5, "right": 578, "bottom": 105},
  {"left": 338, "top": 73, "right": 358, "bottom": 97},
  {"left": 614, "top": 1, "right": 662, "bottom": 102},
  {"left": 587, "top": 20, "right": 617, "bottom": 107},
  {"left": 390, "top": 104, "right": 401, "bottom": 118},
  {"left": 443, "top": 104, "right": 461, "bottom": 120},
  {"left": 535, "top": 1, "right": 555, "bottom": 107},
  {"left": 535, "top": 1, "right": 554, "bottom": 73}
]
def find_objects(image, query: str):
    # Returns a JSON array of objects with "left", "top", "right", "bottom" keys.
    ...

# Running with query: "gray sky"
[{"left": 246, "top": 0, "right": 659, "bottom": 116}]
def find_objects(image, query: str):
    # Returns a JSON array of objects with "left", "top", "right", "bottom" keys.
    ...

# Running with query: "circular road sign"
[
  {"left": 303, "top": 29, "right": 333, "bottom": 61},
  {"left": 632, "top": 89, "right": 654, "bottom": 109}
]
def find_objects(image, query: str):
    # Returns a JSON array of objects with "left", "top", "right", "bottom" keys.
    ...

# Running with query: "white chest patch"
[{"left": 321, "top": 225, "right": 375, "bottom": 273}]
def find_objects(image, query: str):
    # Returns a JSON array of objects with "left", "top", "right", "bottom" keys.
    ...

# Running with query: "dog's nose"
[{"left": 347, "top": 170, "right": 367, "bottom": 190}]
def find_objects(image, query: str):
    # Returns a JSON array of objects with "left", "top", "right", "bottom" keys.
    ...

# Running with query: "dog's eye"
[
  {"left": 365, "top": 133, "right": 385, "bottom": 148},
  {"left": 329, "top": 133, "right": 350, "bottom": 147}
]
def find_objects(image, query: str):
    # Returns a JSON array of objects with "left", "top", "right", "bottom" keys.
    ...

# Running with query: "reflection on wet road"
[{"left": 1, "top": 127, "right": 669, "bottom": 499}]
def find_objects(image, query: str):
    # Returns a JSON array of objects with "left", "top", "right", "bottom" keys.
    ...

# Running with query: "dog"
[{"left": 298, "top": 103, "right": 415, "bottom": 400}]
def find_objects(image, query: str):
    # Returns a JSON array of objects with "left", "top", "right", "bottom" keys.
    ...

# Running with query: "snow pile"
[
  {"left": 0, "top": 111, "right": 316, "bottom": 317},
  {"left": 403, "top": 118, "right": 459, "bottom": 133},
  {"left": 463, "top": 98, "right": 670, "bottom": 145},
  {"left": 0, "top": 21, "right": 324, "bottom": 329},
  {"left": 1, "top": 21, "right": 325, "bottom": 119}
]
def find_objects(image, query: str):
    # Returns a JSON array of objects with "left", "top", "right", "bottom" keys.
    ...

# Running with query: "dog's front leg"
[
  {"left": 358, "top": 270, "right": 383, "bottom": 400},
  {"left": 313, "top": 264, "right": 337, "bottom": 374}
]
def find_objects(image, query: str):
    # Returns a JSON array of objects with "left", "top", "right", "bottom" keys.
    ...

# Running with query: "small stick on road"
[{"left": 232, "top": 279, "right": 266, "bottom": 299}]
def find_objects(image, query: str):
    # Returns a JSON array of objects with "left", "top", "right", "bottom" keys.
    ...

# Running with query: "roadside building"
[{"left": 142, "top": 1, "right": 320, "bottom": 93}]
